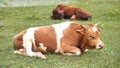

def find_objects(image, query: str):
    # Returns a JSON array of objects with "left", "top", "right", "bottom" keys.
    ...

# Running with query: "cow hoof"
[
  {"left": 41, "top": 56, "right": 47, "bottom": 60},
  {"left": 14, "top": 50, "right": 19, "bottom": 54},
  {"left": 37, "top": 52, "right": 47, "bottom": 59},
  {"left": 84, "top": 49, "right": 88, "bottom": 52},
  {"left": 38, "top": 56, "right": 47, "bottom": 60}
]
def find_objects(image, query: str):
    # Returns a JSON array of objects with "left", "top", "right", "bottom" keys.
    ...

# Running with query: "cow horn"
[
  {"left": 95, "top": 22, "right": 100, "bottom": 27},
  {"left": 81, "top": 25, "right": 86, "bottom": 29}
]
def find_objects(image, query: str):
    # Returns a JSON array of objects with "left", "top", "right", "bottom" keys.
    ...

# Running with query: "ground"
[{"left": 0, "top": 0, "right": 120, "bottom": 68}]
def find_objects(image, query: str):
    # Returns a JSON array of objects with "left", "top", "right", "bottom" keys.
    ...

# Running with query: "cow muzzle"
[{"left": 96, "top": 40, "right": 104, "bottom": 49}]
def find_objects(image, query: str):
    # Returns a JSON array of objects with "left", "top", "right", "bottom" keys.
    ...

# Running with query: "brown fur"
[
  {"left": 51, "top": 4, "right": 92, "bottom": 20},
  {"left": 34, "top": 26, "right": 57, "bottom": 53},
  {"left": 60, "top": 23, "right": 85, "bottom": 54},
  {"left": 13, "top": 29, "right": 27, "bottom": 50}
]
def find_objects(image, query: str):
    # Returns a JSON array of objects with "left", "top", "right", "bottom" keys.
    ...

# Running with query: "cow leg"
[
  {"left": 23, "top": 39, "right": 46, "bottom": 59},
  {"left": 70, "top": 15, "right": 76, "bottom": 20},
  {"left": 60, "top": 45, "right": 82, "bottom": 56},
  {"left": 84, "top": 49, "right": 88, "bottom": 52},
  {"left": 14, "top": 48, "right": 26, "bottom": 55},
  {"left": 25, "top": 44, "right": 46, "bottom": 59}
]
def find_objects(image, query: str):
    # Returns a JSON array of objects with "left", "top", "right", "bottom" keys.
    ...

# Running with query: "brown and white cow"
[
  {"left": 13, "top": 21, "right": 103, "bottom": 59},
  {"left": 51, "top": 4, "right": 92, "bottom": 20}
]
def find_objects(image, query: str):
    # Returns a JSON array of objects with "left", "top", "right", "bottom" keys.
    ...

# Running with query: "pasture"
[{"left": 0, "top": 0, "right": 120, "bottom": 68}]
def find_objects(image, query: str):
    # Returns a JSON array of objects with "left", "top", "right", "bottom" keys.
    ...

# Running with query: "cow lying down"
[
  {"left": 13, "top": 21, "right": 103, "bottom": 59},
  {"left": 51, "top": 4, "right": 92, "bottom": 20}
]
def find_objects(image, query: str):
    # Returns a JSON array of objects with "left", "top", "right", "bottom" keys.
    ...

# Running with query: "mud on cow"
[
  {"left": 51, "top": 4, "right": 92, "bottom": 20},
  {"left": 13, "top": 21, "right": 103, "bottom": 59}
]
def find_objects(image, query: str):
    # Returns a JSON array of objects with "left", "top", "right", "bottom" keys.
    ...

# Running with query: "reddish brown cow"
[
  {"left": 13, "top": 21, "right": 103, "bottom": 59},
  {"left": 51, "top": 4, "right": 92, "bottom": 20}
]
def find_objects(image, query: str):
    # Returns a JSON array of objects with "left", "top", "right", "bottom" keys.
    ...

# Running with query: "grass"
[{"left": 0, "top": 0, "right": 120, "bottom": 68}]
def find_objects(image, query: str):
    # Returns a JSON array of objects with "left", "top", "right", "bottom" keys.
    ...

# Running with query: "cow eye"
[{"left": 89, "top": 35, "right": 95, "bottom": 39}]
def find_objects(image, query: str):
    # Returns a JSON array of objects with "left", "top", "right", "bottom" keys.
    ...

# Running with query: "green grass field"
[{"left": 0, "top": 0, "right": 120, "bottom": 68}]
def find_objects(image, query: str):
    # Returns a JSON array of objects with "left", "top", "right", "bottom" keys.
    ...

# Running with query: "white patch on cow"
[
  {"left": 39, "top": 43, "right": 47, "bottom": 52},
  {"left": 23, "top": 27, "right": 38, "bottom": 57},
  {"left": 96, "top": 40, "right": 104, "bottom": 49},
  {"left": 76, "top": 50, "right": 82, "bottom": 55},
  {"left": 84, "top": 49, "right": 88, "bottom": 52},
  {"left": 14, "top": 49, "right": 26, "bottom": 55},
  {"left": 23, "top": 28, "right": 46, "bottom": 59},
  {"left": 70, "top": 15, "right": 76, "bottom": 20},
  {"left": 62, "top": 50, "right": 82, "bottom": 56},
  {"left": 92, "top": 26, "right": 97, "bottom": 32},
  {"left": 52, "top": 21, "right": 71, "bottom": 53}
]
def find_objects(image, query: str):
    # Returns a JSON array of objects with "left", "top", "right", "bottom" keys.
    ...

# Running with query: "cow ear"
[
  {"left": 76, "top": 29, "right": 85, "bottom": 34},
  {"left": 76, "top": 25, "right": 86, "bottom": 34},
  {"left": 81, "top": 25, "right": 86, "bottom": 29}
]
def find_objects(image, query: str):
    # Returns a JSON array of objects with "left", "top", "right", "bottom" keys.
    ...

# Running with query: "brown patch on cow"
[
  {"left": 13, "top": 29, "right": 27, "bottom": 50},
  {"left": 34, "top": 26, "right": 57, "bottom": 53},
  {"left": 60, "top": 23, "right": 85, "bottom": 54}
]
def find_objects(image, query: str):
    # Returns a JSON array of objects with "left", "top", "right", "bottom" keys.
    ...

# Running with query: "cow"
[
  {"left": 13, "top": 21, "right": 103, "bottom": 59},
  {"left": 51, "top": 4, "right": 92, "bottom": 20}
]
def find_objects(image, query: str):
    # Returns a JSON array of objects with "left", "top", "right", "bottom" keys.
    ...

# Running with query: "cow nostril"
[{"left": 99, "top": 45, "right": 103, "bottom": 48}]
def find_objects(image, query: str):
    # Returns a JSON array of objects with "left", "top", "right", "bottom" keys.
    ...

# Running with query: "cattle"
[
  {"left": 51, "top": 4, "right": 92, "bottom": 20},
  {"left": 13, "top": 21, "right": 103, "bottom": 59}
]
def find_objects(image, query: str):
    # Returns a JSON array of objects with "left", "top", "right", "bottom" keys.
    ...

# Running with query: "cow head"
[
  {"left": 77, "top": 23, "right": 104, "bottom": 50},
  {"left": 51, "top": 8, "right": 64, "bottom": 20}
]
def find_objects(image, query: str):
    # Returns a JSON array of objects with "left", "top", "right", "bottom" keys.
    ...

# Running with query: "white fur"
[
  {"left": 23, "top": 27, "right": 46, "bottom": 59},
  {"left": 39, "top": 43, "right": 47, "bottom": 52},
  {"left": 61, "top": 50, "right": 81, "bottom": 56},
  {"left": 52, "top": 21, "right": 71, "bottom": 53},
  {"left": 96, "top": 40, "right": 104, "bottom": 49},
  {"left": 92, "top": 26, "right": 97, "bottom": 32},
  {"left": 76, "top": 50, "right": 81, "bottom": 55},
  {"left": 23, "top": 27, "right": 37, "bottom": 57},
  {"left": 84, "top": 49, "right": 88, "bottom": 52}
]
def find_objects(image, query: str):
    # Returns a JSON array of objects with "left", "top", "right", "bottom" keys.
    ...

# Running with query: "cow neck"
[{"left": 79, "top": 34, "right": 88, "bottom": 53}]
